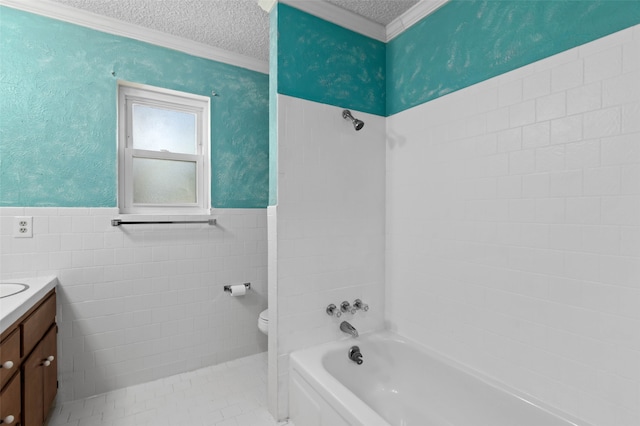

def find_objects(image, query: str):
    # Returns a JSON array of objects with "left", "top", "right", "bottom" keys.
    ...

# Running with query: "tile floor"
[{"left": 47, "top": 352, "right": 286, "bottom": 426}]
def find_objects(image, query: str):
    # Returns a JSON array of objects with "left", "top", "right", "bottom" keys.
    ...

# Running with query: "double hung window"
[{"left": 118, "top": 82, "right": 210, "bottom": 214}]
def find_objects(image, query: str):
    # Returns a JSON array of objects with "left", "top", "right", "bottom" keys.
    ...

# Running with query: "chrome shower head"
[{"left": 342, "top": 109, "right": 365, "bottom": 131}]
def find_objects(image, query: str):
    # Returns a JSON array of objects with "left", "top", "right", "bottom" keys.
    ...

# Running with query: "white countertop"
[{"left": 0, "top": 276, "right": 58, "bottom": 335}]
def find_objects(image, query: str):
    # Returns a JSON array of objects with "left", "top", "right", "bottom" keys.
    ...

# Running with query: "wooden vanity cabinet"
[
  {"left": 0, "top": 289, "right": 57, "bottom": 426},
  {"left": 23, "top": 326, "right": 57, "bottom": 426}
]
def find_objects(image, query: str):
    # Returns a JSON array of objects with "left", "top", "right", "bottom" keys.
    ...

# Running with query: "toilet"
[{"left": 258, "top": 309, "right": 269, "bottom": 335}]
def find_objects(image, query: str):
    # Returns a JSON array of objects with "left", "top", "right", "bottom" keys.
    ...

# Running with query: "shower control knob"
[
  {"left": 341, "top": 301, "right": 356, "bottom": 314},
  {"left": 326, "top": 304, "right": 337, "bottom": 316},
  {"left": 354, "top": 299, "right": 369, "bottom": 312}
]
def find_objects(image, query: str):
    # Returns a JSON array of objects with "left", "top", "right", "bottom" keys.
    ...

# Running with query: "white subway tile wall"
[
  {"left": 386, "top": 25, "right": 640, "bottom": 426},
  {"left": 0, "top": 208, "right": 268, "bottom": 402},
  {"left": 271, "top": 96, "right": 387, "bottom": 419}
]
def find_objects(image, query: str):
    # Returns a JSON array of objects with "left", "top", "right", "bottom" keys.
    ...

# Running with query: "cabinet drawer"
[
  {"left": 0, "top": 370, "right": 21, "bottom": 426},
  {"left": 22, "top": 293, "right": 56, "bottom": 358},
  {"left": 0, "top": 328, "right": 20, "bottom": 390}
]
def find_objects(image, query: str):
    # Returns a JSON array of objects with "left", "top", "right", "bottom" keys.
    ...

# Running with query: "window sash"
[
  {"left": 125, "top": 96, "right": 204, "bottom": 152},
  {"left": 124, "top": 149, "right": 203, "bottom": 209}
]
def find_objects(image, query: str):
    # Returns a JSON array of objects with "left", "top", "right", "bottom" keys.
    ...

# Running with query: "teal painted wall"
[
  {"left": 0, "top": 6, "right": 269, "bottom": 208},
  {"left": 276, "top": 3, "right": 386, "bottom": 117},
  {"left": 387, "top": 0, "right": 640, "bottom": 116},
  {"left": 269, "top": 6, "right": 278, "bottom": 206}
]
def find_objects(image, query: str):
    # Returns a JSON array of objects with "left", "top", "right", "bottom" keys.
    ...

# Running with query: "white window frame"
[{"left": 117, "top": 81, "right": 211, "bottom": 214}]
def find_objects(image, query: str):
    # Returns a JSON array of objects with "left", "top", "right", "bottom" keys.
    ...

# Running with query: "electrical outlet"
[{"left": 14, "top": 216, "right": 33, "bottom": 238}]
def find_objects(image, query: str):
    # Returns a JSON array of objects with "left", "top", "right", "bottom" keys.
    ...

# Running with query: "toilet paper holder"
[{"left": 224, "top": 282, "right": 251, "bottom": 293}]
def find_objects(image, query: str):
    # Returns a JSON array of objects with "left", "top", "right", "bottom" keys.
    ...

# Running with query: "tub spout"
[{"left": 340, "top": 321, "right": 358, "bottom": 338}]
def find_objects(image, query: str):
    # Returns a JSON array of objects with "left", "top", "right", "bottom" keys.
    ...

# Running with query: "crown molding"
[
  {"left": 387, "top": 0, "right": 450, "bottom": 41},
  {"left": 258, "top": 0, "right": 277, "bottom": 13},
  {"left": 279, "top": 0, "right": 449, "bottom": 43},
  {"left": 0, "top": 0, "right": 269, "bottom": 74},
  {"left": 280, "top": 0, "right": 387, "bottom": 42}
]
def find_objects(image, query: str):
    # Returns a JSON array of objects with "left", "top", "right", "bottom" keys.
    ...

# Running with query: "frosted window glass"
[
  {"left": 132, "top": 104, "right": 197, "bottom": 154},
  {"left": 133, "top": 158, "right": 196, "bottom": 204}
]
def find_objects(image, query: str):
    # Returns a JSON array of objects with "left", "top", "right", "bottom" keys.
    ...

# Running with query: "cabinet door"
[
  {"left": 23, "top": 337, "right": 44, "bottom": 426},
  {"left": 0, "top": 328, "right": 20, "bottom": 390},
  {"left": 0, "top": 371, "right": 21, "bottom": 426},
  {"left": 22, "top": 325, "right": 57, "bottom": 426},
  {"left": 42, "top": 326, "right": 57, "bottom": 420}
]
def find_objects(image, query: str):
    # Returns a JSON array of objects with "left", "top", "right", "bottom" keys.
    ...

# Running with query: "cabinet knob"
[
  {"left": 1, "top": 414, "right": 15, "bottom": 424},
  {"left": 42, "top": 355, "right": 55, "bottom": 366},
  {"left": 0, "top": 360, "right": 14, "bottom": 369}
]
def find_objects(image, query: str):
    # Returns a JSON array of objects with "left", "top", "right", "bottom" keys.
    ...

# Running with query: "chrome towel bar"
[{"left": 111, "top": 218, "right": 217, "bottom": 226}]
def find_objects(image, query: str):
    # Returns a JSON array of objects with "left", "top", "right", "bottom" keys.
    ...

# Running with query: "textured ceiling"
[
  {"left": 47, "top": 0, "right": 419, "bottom": 63},
  {"left": 326, "top": 0, "right": 419, "bottom": 25}
]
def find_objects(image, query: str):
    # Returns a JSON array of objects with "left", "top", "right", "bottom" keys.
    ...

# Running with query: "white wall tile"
[
  {"left": 509, "top": 149, "right": 536, "bottom": 175},
  {"left": 523, "top": 173, "right": 550, "bottom": 198},
  {"left": 601, "top": 196, "right": 640, "bottom": 226},
  {"left": 601, "top": 133, "right": 640, "bottom": 166},
  {"left": 551, "top": 59, "right": 584, "bottom": 92},
  {"left": 549, "top": 170, "right": 582, "bottom": 197},
  {"left": 566, "top": 197, "right": 601, "bottom": 224},
  {"left": 603, "top": 70, "right": 640, "bottom": 107},
  {"left": 523, "top": 70, "right": 551, "bottom": 100},
  {"left": 567, "top": 81, "right": 602, "bottom": 115},
  {"left": 583, "top": 107, "right": 621, "bottom": 139},
  {"left": 497, "top": 128, "right": 522, "bottom": 152},
  {"left": 536, "top": 92, "right": 567, "bottom": 121},
  {"left": 565, "top": 139, "right": 601, "bottom": 169},
  {"left": 623, "top": 39, "right": 640, "bottom": 72},
  {"left": 583, "top": 166, "right": 621, "bottom": 196},
  {"left": 509, "top": 100, "right": 536, "bottom": 127},
  {"left": 621, "top": 165, "right": 640, "bottom": 195},
  {"left": 584, "top": 46, "right": 623, "bottom": 83},
  {"left": 621, "top": 101, "right": 640, "bottom": 133},
  {"left": 0, "top": 207, "right": 268, "bottom": 402},
  {"left": 386, "top": 25, "right": 640, "bottom": 426},
  {"left": 550, "top": 115, "right": 583, "bottom": 144},
  {"left": 499, "top": 78, "right": 523, "bottom": 106},
  {"left": 522, "top": 122, "right": 551, "bottom": 148},
  {"left": 535, "top": 145, "right": 565, "bottom": 172},
  {"left": 273, "top": 96, "right": 386, "bottom": 420}
]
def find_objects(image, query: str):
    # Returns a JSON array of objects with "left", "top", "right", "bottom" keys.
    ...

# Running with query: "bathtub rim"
[
  {"left": 289, "top": 330, "right": 593, "bottom": 426},
  {"left": 290, "top": 336, "right": 389, "bottom": 426}
]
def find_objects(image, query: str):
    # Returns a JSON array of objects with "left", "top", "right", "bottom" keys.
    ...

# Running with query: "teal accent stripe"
[
  {"left": 277, "top": 3, "right": 386, "bottom": 117},
  {"left": 269, "top": 6, "right": 279, "bottom": 206},
  {"left": 0, "top": 6, "right": 269, "bottom": 208},
  {"left": 387, "top": 0, "right": 640, "bottom": 116}
]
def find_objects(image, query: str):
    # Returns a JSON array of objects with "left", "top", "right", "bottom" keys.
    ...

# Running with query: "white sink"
[
  {"left": 0, "top": 276, "right": 57, "bottom": 335},
  {"left": 0, "top": 283, "right": 30, "bottom": 298}
]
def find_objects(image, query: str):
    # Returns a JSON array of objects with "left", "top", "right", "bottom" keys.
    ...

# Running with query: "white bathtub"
[{"left": 289, "top": 332, "right": 587, "bottom": 426}]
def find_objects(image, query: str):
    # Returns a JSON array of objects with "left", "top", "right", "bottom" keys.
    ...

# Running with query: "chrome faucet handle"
[
  {"left": 326, "top": 304, "right": 342, "bottom": 317},
  {"left": 348, "top": 345, "right": 363, "bottom": 365},
  {"left": 353, "top": 299, "right": 369, "bottom": 312},
  {"left": 341, "top": 301, "right": 356, "bottom": 314}
]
